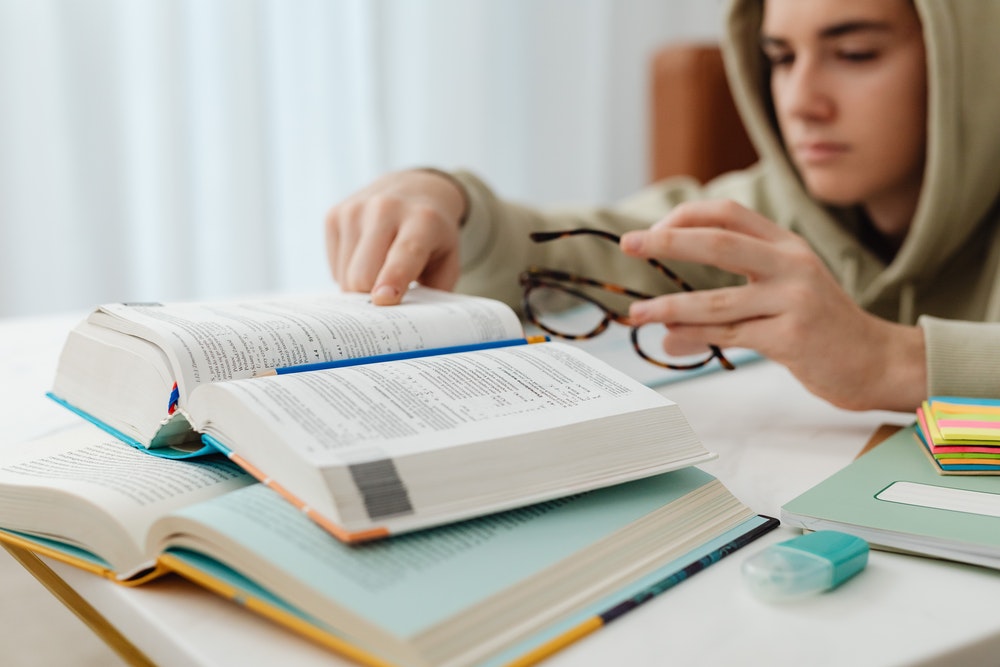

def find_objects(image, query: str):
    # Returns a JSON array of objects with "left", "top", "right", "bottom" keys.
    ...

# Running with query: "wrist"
[{"left": 872, "top": 322, "right": 927, "bottom": 412}]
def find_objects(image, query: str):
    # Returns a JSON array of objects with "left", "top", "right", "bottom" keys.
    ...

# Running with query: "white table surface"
[{"left": 4, "top": 312, "right": 1000, "bottom": 667}]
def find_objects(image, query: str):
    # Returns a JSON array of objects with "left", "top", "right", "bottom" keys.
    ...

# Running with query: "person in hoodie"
[{"left": 325, "top": 0, "right": 1000, "bottom": 412}]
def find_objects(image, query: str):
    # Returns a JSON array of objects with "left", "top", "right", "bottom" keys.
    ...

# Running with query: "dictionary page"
[
  {"left": 190, "top": 342, "right": 676, "bottom": 467},
  {"left": 90, "top": 287, "right": 523, "bottom": 403},
  {"left": 185, "top": 342, "right": 709, "bottom": 533},
  {"left": 0, "top": 422, "right": 253, "bottom": 575}
]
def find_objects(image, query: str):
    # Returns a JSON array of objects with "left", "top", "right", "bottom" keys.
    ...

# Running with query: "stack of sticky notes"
[{"left": 916, "top": 397, "right": 1000, "bottom": 475}]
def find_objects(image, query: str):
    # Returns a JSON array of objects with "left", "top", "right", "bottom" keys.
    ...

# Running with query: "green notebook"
[{"left": 782, "top": 426, "right": 1000, "bottom": 569}]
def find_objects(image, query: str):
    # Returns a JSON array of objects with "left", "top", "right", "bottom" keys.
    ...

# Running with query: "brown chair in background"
[{"left": 649, "top": 43, "right": 757, "bottom": 184}]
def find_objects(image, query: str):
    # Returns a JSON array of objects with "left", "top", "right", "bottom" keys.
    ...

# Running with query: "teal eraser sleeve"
[{"left": 741, "top": 530, "right": 869, "bottom": 601}]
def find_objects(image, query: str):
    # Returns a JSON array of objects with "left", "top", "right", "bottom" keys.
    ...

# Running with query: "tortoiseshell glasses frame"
[{"left": 519, "top": 228, "right": 735, "bottom": 371}]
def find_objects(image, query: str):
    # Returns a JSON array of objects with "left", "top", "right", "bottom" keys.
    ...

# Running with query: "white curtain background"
[{"left": 0, "top": 0, "right": 723, "bottom": 317}]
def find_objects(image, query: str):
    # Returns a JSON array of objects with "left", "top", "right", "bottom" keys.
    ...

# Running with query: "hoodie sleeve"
[{"left": 919, "top": 315, "right": 1000, "bottom": 397}]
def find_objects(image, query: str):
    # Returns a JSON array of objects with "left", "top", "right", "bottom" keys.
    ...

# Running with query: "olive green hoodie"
[{"left": 451, "top": 0, "right": 1000, "bottom": 400}]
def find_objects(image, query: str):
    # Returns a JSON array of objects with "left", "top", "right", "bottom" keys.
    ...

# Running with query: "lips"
[{"left": 793, "top": 141, "right": 850, "bottom": 165}]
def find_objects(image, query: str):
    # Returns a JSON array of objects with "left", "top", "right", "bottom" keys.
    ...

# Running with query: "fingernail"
[
  {"left": 629, "top": 302, "right": 649, "bottom": 322},
  {"left": 371, "top": 284, "right": 400, "bottom": 304},
  {"left": 621, "top": 232, "right": 643, "bottom": 253}
]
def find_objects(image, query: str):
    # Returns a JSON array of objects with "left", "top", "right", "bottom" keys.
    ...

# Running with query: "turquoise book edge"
[
  {"left": 45, "top": 392, "right": 219, "bottom": 459},
  {"left": 781, "top": 425, "right": 1000, "bottom": 567}
]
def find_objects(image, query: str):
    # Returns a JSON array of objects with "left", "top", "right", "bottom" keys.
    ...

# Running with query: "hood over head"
[{"left": 721, "top": 0, "right": 1000, "bottom": 309}]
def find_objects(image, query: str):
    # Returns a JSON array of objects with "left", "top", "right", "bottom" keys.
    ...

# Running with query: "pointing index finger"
[{"left": 370, "top": 231, "right": 438, "bottom": 306}]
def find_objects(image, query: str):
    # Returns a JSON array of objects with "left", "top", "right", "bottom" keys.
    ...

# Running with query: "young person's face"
[{"left": 761, "top": 0, "right": 927, "bottom": 238}]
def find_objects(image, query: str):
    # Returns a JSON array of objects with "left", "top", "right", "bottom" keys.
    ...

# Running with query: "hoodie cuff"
[
  {"left": 448, "top": 169, "right": 500, "bottom": 274},
  {"left": 919, "top": 315, "right": 1000, "bottom": 398}
]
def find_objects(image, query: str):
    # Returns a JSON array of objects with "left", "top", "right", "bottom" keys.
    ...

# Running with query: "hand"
[
  {"left": 620, "top": 200, "right": 926, "bottom": 411},
  {"left": 325, "top": 169, "right": 468, "bottom": 305}
]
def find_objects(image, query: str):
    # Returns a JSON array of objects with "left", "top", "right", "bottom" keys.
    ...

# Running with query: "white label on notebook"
[{"left": 876, "top": 481, "right": 1000, "bottom": 518}]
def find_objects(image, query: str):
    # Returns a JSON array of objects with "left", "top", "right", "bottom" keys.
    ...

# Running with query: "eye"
[
  {"left": 838, "top": 50, "right": 879, "bottom": 62},
  {"left": 762, "top": 48, "right": 794, "bottom": 68},
  {"left": 769, "top": 53, "right": 795, "bottom": 67}
]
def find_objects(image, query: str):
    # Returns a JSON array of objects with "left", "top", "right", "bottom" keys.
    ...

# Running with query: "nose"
[{"left": 775, "top": 55, "right": 835, "bottom": 123}]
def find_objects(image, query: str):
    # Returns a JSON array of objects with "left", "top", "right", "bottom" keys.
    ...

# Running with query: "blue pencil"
[{"left": 254, "top": 335, "right": 549, "bottom": 377}]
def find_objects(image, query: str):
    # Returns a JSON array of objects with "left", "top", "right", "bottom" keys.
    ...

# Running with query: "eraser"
[{"left": 741, "top": 530, "right": 868, "bottom": 601}]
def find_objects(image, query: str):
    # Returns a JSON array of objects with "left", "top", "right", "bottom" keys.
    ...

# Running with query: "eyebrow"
[{"left": 760, "top": 20, "right": 893, "bottom": 48}]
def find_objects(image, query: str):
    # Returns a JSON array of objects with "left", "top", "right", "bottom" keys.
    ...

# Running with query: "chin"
[{"left": 800, "top": 173, "right": 864, "bottom": 208}]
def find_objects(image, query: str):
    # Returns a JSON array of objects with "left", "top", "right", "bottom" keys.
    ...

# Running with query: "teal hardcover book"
[
  {"left": 162, "top": 514, "right": 775, "bottom": 667},
  {"left": 0, "top": 423, "right": 775, "bottom": 667},
  {"left": 781, "top": 426, "right": 1000, "bottom": 569},
  {"left": 155, "top": 473, "right": 770, "bottom": 667}
]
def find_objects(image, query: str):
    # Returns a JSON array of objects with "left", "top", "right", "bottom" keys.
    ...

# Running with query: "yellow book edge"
[
  {"left": 0, "top": 529, "right": 168, "bottom": 586},
  {"left": 0, "top": 527, "right": 391, "bottom": 667},
  {"left": 0, "top": 528, "right": 588, "bottom": 667},
  {"left": 158, "top": 553, "right": 396, "bottom": 667},
  {"left": 158, "top": 551, "right": 593, "bottom": 667}
]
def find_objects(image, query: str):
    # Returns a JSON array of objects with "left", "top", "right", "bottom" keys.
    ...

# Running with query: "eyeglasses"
[{"left": 520, "top": 228, "right": 734, "bottom": 371}]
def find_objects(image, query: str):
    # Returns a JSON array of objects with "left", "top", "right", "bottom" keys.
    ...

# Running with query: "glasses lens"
[
  {"left": 525, "top": 285, "right": 608, "bottom": 337},
  {"left": 633, "top": 322, "right": 715, "bottom": 369}
]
